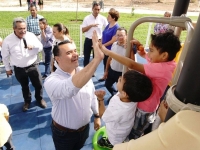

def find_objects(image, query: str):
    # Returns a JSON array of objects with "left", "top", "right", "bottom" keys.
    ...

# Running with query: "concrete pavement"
[{"left": 0, "top": 3, "right": 199, "bottom": 16}]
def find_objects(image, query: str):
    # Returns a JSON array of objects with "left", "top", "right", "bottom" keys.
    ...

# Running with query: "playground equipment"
[
  {"left": 92, "top": 126, "right": 110, "bottom": 150},
  {"left": 113, "top": 110, "right": 200, "bottom": 150}
]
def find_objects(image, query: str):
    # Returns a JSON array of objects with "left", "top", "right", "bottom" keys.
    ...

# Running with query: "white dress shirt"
[
  {"left": 0, "top": 104, "right": 12, "bottom": 147},
  {"left": 44, "top": 62, "right": 98, "bottom": 129},
  {"left": 102, "top": 94, "right": 137, "bottom": 145},
  {"left": 1, "top": 32, "right": 43, "bottom": 71},
  {"left": 82, "top": 14, "right": 108, "bottom": 39},
  {"left": 110, "top": 42, "right": 126, "bottom": 72}
]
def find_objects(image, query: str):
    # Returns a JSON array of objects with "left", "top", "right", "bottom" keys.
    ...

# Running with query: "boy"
[
  {"left": 95, "top": 70, "right": 153, "bottom": 148},
  {"left": 0, "top": 104, "right": 14, "bottom": 150},
  {"left": 100, "top": 32, "right": 181, "bottom": 140},
  {"left": 39, "top": 18, "right": 54, "bottom": 80}
]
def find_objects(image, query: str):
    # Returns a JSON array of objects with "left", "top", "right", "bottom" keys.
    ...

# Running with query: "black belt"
[
  {"left": 86, "top": 37, "right": 101, "bottom": 40},
  {"left": 52, "top": 120, "right": 88, "bottom": 132},
  {"left": 35, "top": 34, "right": 40, "bottom": 36},
  {"left": 14, "top": 62, "right": 37, "bottom": 69}
]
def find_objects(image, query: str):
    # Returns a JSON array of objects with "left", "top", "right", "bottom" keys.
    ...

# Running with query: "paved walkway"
[{"left": 0, "top": 3, "right": 199, "bottom": 16}]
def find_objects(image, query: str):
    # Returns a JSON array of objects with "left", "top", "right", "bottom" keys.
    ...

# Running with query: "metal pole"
[
  {"left": 19, "top": 0, "right": 22, "bottom": 7},
  {"left": 174, "top": 14, "right": 200, "bottom": 105},
  {"left": 172, "top": 0, "right": 190, "bottom": 16},
  {"left": 165, "top": 0, "right": 196, "bottom": 122}
]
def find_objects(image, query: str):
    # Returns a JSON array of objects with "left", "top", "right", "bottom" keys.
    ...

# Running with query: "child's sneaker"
[{"left": 97, "top": 137, "right": 113, "bottom": 149}]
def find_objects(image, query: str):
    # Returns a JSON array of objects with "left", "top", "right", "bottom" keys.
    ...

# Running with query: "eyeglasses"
[{"left": 116, "top": 34, "right": 126, "bottom": 37}]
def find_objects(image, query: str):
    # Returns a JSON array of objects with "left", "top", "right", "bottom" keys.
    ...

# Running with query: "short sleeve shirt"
[{"left": 137, "top": 55, "right": 176, "bottom": 112}]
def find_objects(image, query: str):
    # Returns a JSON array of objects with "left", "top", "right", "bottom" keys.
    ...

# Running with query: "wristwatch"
[{"left": 94, "top": 114, "right": 100, "bottom": 118}]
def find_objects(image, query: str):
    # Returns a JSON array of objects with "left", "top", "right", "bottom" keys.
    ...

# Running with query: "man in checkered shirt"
[{"left": 26, "top": 3, "right": 44, "bottom": 63}]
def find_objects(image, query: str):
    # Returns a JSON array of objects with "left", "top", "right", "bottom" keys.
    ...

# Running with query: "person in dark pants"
[
  {"left": 39, "top": 18, "right": 54, "bottom": 79},
  {"left": 44, "top": 31, "right": 103, "bottom": 150},
  {"left": 27, "top": 0, "right": 36, "bottom": 10},
  {"left": 82, "top": 2, "right": 107, "bottom": 67},
  {"left": 98, "top": 8, "right": 120, "bottom": 82},
  {"left": 103, "top": 28, "right": 128, "bottom": 100},
  {"left": 38, "top": 0, "right": 43, "bottom": 10},
  {"left": 1, "top": 17, "right": 47, "bottom": 112}
]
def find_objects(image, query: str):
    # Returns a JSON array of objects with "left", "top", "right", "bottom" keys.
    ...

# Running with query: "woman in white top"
[
  {"left": 52, "top": 23, "right": 71, "bottom": 45},
  {"left": 51, "top": 23, "right": 71, "bottom": 72}
]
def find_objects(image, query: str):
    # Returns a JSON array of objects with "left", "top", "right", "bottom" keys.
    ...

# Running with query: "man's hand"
[
  {"left": 6, "top": 70, "right": 13, "bottom": 77},
  {"left": 94, "top": 118, "right": 101, "bottom": 131},
  {"left": 95, "top": 90, "right": 106, "bottom": 100},
  {"left": 27, "top": 45, "right": 33, "bottom": 50},
  {"left": 91, "top": 24, "right": 99, "bottom": 27},
  {"left": 92, "top": 31, "right": 104, "bottom": 61},
  {"left": 103, "top": 71, "right": 108, "bottom": 80}
]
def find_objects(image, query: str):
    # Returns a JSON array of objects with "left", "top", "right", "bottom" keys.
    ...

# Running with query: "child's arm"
[
  {"left": 100, "top": 44, "right": 145, "bottom": 74},
  {"left": 95, "top": 90, "right": 106, "bottom": 118}
]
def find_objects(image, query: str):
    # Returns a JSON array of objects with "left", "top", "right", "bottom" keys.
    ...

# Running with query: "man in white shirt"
[
  {"left": 44, "top": 31, "right": 103, "bottom": 150},
  {"left": 1, "top": 17, "right": 47, "bottom": 112},
  {"left": 82, "top": 2, "right": 108, "bottom": 67}
]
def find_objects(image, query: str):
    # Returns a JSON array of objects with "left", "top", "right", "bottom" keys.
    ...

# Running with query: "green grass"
[{"left": 0, "top": 11, "right": 198, "bottom": 52}]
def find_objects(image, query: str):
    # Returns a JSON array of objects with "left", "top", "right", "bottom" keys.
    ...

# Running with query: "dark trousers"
[
  {"left": 14, "top": 63, "right": 43, "bottom": 103},
  {"left": 105, "top": 67, "right": 122, "bottom": 96},
  {"left": 103, "top": 55, "right": 109, "bottom": 71},
  {"left": 83, "top": 38, "right": 94, "bottom": 67},
  {"left": 51, "top": 122, "right": 89, "bottom": 150},
  {"left": 43, "top": 47, "right": 52, "bottom": 77},
  {"left": 0, "top": 134, "right": 14, "bottom": 150}
]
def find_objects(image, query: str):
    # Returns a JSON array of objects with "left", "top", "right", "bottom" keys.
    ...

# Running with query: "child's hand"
[
  {"left": 158, "top": 100, "right": 169, "bottom": 122},
  {"left": 130, "top": 39, "right": 140, "bottom": 45},
  {"left": 95, "top": 90, "right": 106, "bottom": 100}
]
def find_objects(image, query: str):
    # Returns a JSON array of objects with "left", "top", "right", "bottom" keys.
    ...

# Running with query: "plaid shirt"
[{"left": 26, "top": 14, "right": 43, "bottom": 35}]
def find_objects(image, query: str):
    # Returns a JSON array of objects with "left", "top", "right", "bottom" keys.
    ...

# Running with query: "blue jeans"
[
  {"left": 43, "top": 47, "right": 52, "bottom": 77},
  {"left": 51, "top": 122, "right": 89, "bottom": 150}
]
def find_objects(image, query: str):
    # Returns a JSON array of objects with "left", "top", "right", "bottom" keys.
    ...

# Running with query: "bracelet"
[
  {"left": 97, "top": 99, "right": 104, "bottom": 101},
  {"left": 94, "top": 114, "right": 100, "bottom": 118}
]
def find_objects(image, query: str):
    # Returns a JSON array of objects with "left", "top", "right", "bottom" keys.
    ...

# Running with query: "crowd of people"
[{"left": 0, "top": 2, "right": 181, "bottom": 150}]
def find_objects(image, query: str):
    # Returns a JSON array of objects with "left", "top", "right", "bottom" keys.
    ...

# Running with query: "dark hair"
[
  {"left": 92, "top": 2, "right": 101, "bottom": 9},
  {"left": 53, "top": 23, "right": 69, "bottom": 35},
  {"left": 52, "top": 40, "right": 72, "bottom": 72},
  {"left": 151, "top": 32, "right": 181, "bottom": 61},
  {"left": 109, "top": 9, "right": 120, "bottom": 21},
  {"left": 117, "top": 27, "right": 127, "bottom": 35},
  {"left": 29, "top": 3, "right": 37, "bottom": 10},
  {"left": 39, "top": 18, "right": 47, "bottom": 25},
  {"left": 122, "top": 70, "right": 153, "bottom": 102}
]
